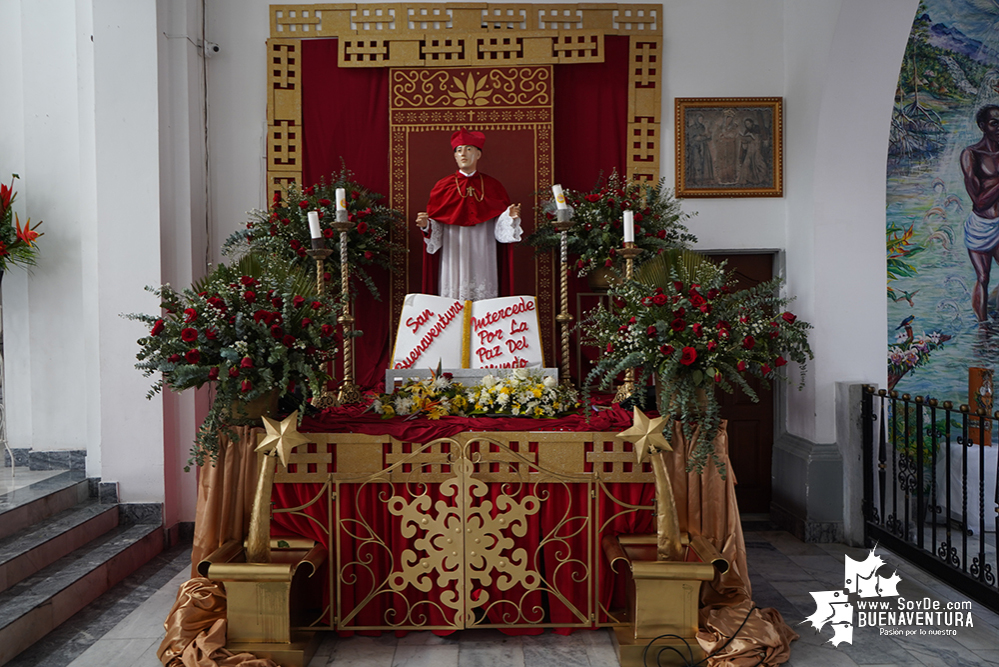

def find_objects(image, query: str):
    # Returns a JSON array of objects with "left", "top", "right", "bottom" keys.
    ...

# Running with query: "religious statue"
[{"left": 416, "top": 129, "right": 522, "bottom": 301}]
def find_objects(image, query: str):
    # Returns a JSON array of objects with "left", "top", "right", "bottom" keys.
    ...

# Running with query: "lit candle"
[
  {"left": 552, "top": 184, "right": 569, "bottom": 210},
  {"left": 335, "top": 188, "right": 347, "bottom": 212},
  {"left": 307, "top": 211, "right": 322, "bottom": 239},
  {"left": 623, "top": 210, "right": 634, "bottom": 244}
]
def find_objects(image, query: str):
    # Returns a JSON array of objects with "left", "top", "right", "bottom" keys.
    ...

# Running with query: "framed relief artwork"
[{"left": 674, "top": 97, "right": 783, "bottom": 198}]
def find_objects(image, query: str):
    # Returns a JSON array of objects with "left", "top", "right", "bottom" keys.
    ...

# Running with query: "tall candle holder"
[
  {"left": 306, "top": 245, "right": 338, "bottom": 409},
  {"left": 553, "top": 209, "right": 575, "bottom": 387},
  {"left": 613, "top": 242, "right": 643, "bottom": 404},
  {"left": 332, "top": 215, "right": 362, "bottom": 404}
]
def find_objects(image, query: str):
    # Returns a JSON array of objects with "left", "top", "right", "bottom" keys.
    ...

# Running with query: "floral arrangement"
[
  {"left": 582, "top": 249, "right": 813, "bottom": 473},
  {"left": 222, "top": 166, "right": 405, "bottom": 299},
  {"left": 0, "top": 174, "right": 43, "bottom": 272},
  {"left": 526, "top": 171, "right": 696, "bottom": 277},
  {"left": 887, "top": 328, "right": 951, "bottom": 391},
  {"left": 370, "top": 368, "right": 579, "bottom": 419},
  {"left": 125, "top": 254, "right": 341, "bottom": 467}
]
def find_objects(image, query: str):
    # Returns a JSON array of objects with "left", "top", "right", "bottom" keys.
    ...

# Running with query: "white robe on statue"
[{"left": 423, "top": 208, "right": 522, "bottom": 302}]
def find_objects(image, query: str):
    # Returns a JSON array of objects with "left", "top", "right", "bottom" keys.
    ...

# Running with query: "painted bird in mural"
[
  {"left": 895, "top": 315, "right": 915, "bottom": 346},
  {"left": 889, "top": 288, "right": 920, "bottom": 307}
]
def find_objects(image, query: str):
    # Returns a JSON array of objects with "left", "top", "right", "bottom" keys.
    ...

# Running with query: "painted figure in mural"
[
  {"left": 960, "top": 105, "right": 999, "bottom": 321},
  {"left": 416, "top": 129, "right": 522, "bottom": 301},
  {"left": 737, "top": 117, "right": 769, "bottom": 186},
  {"left": 714, "top": 111, "right": 740, "bottom": 184},
  {"left": 687, "top": 114, "right": 714, "bottom": 185}
]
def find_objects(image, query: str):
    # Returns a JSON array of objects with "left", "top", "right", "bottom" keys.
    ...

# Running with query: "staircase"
[{"left": 0, "top": 470, "right": 164, "bottom": 665}]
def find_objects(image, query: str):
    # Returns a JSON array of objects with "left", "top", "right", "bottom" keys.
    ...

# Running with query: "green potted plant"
[
  {"left": 125, "top": 254, "right": 341, "bottom": 467},
  {"left": 526, "top": 171, "right": 696, "bottom": 289},
  {"left": 0, "top": 174, "right": 44, "bottom": 278}
]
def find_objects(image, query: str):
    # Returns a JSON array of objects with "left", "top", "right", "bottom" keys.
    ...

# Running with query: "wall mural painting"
[{"left": 887, "top": 0, "right": 999, "bottom": 411}]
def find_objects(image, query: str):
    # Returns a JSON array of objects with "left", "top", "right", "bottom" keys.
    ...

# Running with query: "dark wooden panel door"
[{"left": 706, "top": 253, "right": 775, "bottom": 515}]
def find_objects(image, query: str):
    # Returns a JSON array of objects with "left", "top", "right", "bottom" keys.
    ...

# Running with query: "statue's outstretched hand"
[{"left": 508, "top": 203, "right": 521, "bottom": 219}]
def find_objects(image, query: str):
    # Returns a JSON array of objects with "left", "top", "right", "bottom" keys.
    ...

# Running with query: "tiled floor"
[
  {"left": 0, "top": 468, "right": 64, "bottom": 495},
  {"left": 5, "top": 529, "right": 999, "bottom": 666}
]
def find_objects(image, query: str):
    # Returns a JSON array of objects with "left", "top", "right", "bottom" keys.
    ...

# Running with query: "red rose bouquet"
[
  {"left": 0, "top": 174, "right": 44, "bottom": 272},
  {"left": 582, "top": 249, "right": 813, "bottom": 473},
  {"left": 222, "top": 166, "right": 405, "bottom": 298},
  {"left": 125, "top": 254, "right": 341, "bottom": 467},
  {"left": 526, "top": 170, "right": 696, "bottom": 277}
]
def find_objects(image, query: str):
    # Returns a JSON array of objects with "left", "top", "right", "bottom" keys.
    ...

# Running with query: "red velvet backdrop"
[{"left": 301, "top": 36, "right": 630, "bottom": 387}]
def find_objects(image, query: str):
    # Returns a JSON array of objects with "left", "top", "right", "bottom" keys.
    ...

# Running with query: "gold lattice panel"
[{"left": 265, "top": 3, "right": 663, "bottom": 194}]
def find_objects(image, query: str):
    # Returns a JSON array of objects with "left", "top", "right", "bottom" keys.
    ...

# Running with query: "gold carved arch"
[{"left": 264, "top": 3, "right": 664, "bottom": 198}]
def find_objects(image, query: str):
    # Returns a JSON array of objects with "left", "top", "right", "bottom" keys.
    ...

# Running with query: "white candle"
[
  {"left": 335, "top": 188, "right": 347, "bottom": 211},
  {"left": 623, "top": 210, "right": 635, "bottom": 244},
  {"left": 307, "top": 211, "right": 322, "bottom": 239},
  {"left": 552, "top": 184, "right": 569, "bottom": 210}
]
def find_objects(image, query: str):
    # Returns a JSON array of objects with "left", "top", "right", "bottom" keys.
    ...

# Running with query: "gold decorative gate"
[{"left": 271, "top": 431, "right": 654, "bottom": 631}]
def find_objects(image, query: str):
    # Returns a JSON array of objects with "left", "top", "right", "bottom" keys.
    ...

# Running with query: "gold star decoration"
[
  {"left": 255, "top": 410, "right": 311, "bottom": 469},
  {"left": 617, "top": 406, "right": 671, "bottom": 465}
]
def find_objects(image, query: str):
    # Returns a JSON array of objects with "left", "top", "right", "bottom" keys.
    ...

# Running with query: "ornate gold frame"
[
  {"left": 265, "top": 3, "right": 664, "bottom": 201},
  {"left": 674, "top": 97, "right": 784, "bottom": 198},
  {"left": 271, "top": 430, "right": 654, "bottom": 631}
]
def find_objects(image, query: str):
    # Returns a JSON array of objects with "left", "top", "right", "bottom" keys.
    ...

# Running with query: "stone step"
[
  {"left": 0, "top": 499, "right": 119, "bottom": 593},
  {"left": 0, "top": 471, "right": 90, "bottom": 542},
  {"left": 0, "top": 522, "right": 163, "bottom": 666}
]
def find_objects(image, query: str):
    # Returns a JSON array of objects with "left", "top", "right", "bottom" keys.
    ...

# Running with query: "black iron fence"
[{"left": 862, "top": 386, "right": 998, "bottom": 612}]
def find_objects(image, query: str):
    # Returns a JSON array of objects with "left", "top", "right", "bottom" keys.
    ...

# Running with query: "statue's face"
[{"left": 454, "top": 145, "right": 481, "bottom": 172}]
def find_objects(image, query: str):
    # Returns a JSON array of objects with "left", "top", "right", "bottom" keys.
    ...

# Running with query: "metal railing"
[{"left": 863, "top": 386, "right": 998, "bottom": 611}]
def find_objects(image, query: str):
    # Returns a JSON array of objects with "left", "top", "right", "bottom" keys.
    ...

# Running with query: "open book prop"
[{"left": 387, "top": 294, "right": 555, "bottom": 389}]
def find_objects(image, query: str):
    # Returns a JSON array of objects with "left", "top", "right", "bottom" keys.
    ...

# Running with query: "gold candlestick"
[
  {"left": 614, "top": 243, "right": 643, "bottom": 404},
  {"left": 331, "top": 218, "right": 362, "bottom": 404},
  {"left": 553, "top": 210, "right": 575, "bottom": 387},
  {"left": 306, "top": 246, "right": 338, "bottom": 409}
]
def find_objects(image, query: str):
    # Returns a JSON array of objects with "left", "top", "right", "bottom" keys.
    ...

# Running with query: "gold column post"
[
  {"left": 332, "top": 216, "right": 362, "bottom": 404},
  {"left": 306, "top": 246, "right": 338, "bottom": 409},
  {"left": 613, "top": 243, "right": 643, "bottom": 404},
  {"left": 553, "top": 209, "right": 575, "bottom": 388}
]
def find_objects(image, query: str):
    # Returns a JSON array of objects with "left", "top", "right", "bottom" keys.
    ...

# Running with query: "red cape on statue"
[{"left": 426, "top": 170, "right": 510, "bottom": 227}]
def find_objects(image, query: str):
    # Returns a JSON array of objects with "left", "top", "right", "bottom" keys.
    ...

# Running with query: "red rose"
[
  {"left": 699, "top": 304, "right": 711, "bottom": 314},
  {"left": 673, "top": 281, "right": 683, "bottom": 293},
  {"left": 168, "top": 354, "right": 181, "bottom": 363},
  {"left": 323, "top": 228, "right": 334, "bottom": 239},
  {"left": 293, "top": 295, "right": 305, "bottom": 308},
  {"left": 312, "top": 301, "right": 323, "bottom": 310},
  {"left": 281, "top": 217, "right": 290, "bottom": 226},
  {"left": 181, "top": 328, "right": 198, "bottom": 343},
  {"left": 298, "top": 200, "right": 309, "bottom": 209},
  {"left": 782, "top": 312, "right": 797, "bottom": 324},
  {"left": 660, "top": 344, "right": 674, "bottom": 356},
  {"left": 208, "top": 366, "right": 219, "bottom": 381},
  {"left": 184, "top": 308, "right": 197, "bottom": 323},
  {"left": 692, "top": 323, "right": 703, "bottom": 337},
  {"left": 742, "top": 335, "right": 755, "bottom": 350},
  {"left": 244, "top": 290, "right": 256, "bottom": 303},
  {"left": 775, "top": 356, "right": 787, "bottom": 367},
  {"left": 240, "top": 276, "right": 258, "bottom": 286},
  {"left": 241, "top": 379, "right": 252, "bottom": 393},
  {"left": 240, "top": 356, "right": 254, "bottom": 368},
  {"left": 714, "top": 373, "right": 722, "bottom": 383},
  {"left": 282, "top": 334, "right": 295, "bottom": 347},
  {"left": 671, "top": 318, "right": 686, "bottom": 332},
  {"left": 351, "top": 190, "right": 359, "bottom": 199},
  {"left": 271, "top": 324, "right": 284, "bottom": 339},
  {"left": 657, "top": 229, "right": 667, "bottom": 239},
  {"left": 301, "top": 317, "right": 312, "bottom": 326},
  {"left": 627, "top": 316, "right": 636, "bottom": 324},
  {"left": 680, "top": 346, "right": 697, "bottom": 366},
  {"left": 689, "top": 294, "right": 706, "bottom": 307},
  {"left": 269, "top": 226, "right": 278, "bottom": 236},
  {"left": 228, "top": 367, "right": 239, "bottom": 378},
  {"left": 673, "top": 307, "right": 686, "bottom": 318},
  {"left": 585, "top": 193, "right": 601, "bottom": 202},
  {"left": 289, "top": 239, "right": 301, "bottom": 250},
  {"left": 297, "top": 248, "right": 307, "bottom": 258},
  {"left": 618, "top": 324, "right": 629, "bottom": 333},
  {"left": 357, "top": 221, "right": 368, "bottom": 235},
  {"left": 761, "top": 363, "right": 772, "bottom": 375},
  {"left": 185, "top": 349, "right": 201, "bottom": 364},
  {"left": 321, "top": 324, "right": 335, "bottom": 337},
  {"left": 647, "top": 325, "right": 657, "bottom": 336},
  {"left": 253, "top": 310, "right": 272, "bottom": 325},
  {"left": 707, "top": 340, "right": 717, "bottom": 351},
  {"left": 323, "top": 272, "right": 331, "bottom": 282},
  {"left": 652, "top": 294, "right": 668, "bottom": 306},
  {"left": 319, "top": 198, "right": 331, "bottom": 206},
  {"left": 577, "top": 259, "right": 585, "bottom": 269},
  {"left": 364, "top": 250, "right": 373, "bottom": 260},
  {"left": 271, "top": 297, "right": 283, "bottom": 308},
  {"left": 606, "top": 343, "right": 614, "bottom": 353},
  {"left": 707, "top": 288, "right": 719, "bottom": 300},
  {"left": 604, "top": 258, "right": 613, "bottom": 268},
  {"left": 737, "top": 360, "right": 746, "bottom": 371},
  {"left": 272, "top": 191, "right": 281, "bottom": 204},
  {"left": 150, "top": 319, "right": 165, "bottom": 336}
]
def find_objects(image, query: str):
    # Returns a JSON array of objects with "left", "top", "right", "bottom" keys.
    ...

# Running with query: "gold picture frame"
[{"left": 674, "top": 97, "right": 783, "bottom": 198}]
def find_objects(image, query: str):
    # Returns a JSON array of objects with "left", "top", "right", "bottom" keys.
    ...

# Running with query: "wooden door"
[{"left": 706, "top": 253, "right": 775, "bottom": 515}]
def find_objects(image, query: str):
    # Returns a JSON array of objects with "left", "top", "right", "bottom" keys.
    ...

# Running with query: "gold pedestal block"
[
  {"left": 603, "top": 534, "right": 727, "bottom": 667},
  {"left": 200, "top": 539, "right": 328, "bottom": 667}
]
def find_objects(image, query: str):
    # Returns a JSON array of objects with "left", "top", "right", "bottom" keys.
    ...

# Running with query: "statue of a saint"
[{"left": 416, "top": 129, "right": 522, "bottom": 301}]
